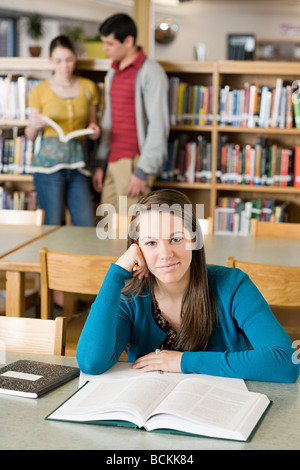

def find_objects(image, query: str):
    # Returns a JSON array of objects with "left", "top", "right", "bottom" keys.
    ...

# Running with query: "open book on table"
[
  {"left": 42, "top": 115, "right": 94, "bottom": 143},
  {"left": 46, "top": 363, "right": 270, "bottom": 441}
]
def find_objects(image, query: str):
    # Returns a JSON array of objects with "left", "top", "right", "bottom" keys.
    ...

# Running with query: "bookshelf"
[
  {"left": 0, "top": 58, "right": 108, "bottom": 211},
  {"left": 1, "top": 58, "right": 300, "bottom": 232},
  {"left": 214, "top": 61, "right": 300, "bottom": 233},
  {"left": 155, "top": 60, "right": 217, "bottom": 220},
  {"left": 0, "top": 59, "right": 48, "bottom": 209}
]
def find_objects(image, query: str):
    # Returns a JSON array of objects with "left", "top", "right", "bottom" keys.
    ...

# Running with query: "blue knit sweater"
[{"left": 76, "top": 263, "right": 299, "bottom": 382}]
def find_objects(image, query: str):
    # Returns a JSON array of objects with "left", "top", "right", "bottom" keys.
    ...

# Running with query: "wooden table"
[
  {"left": 1, "top": 351, "right": 299, "bottom": 450},
  {"left": 0, "top": 226, "right": 127, "bottom": 317},
  {"left": 0, "top": 225, "right": 60, "bottom": 315},
  {"left": 203, "top": 234, "right": 300, "bottom": 267},
  {"left": 0, "top": 224, "right": 58, "bottom": 259},
  {"left": 0, "top": 226, "right": 300, "bottom": 317}
]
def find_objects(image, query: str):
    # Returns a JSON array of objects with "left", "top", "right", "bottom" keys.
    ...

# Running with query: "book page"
[
  {"left": 147, "top": 377, "right": 268, "bottom": 433},
  {"left": 62, "top": 128, "right": 94, "bottom": 142},
  {"left": 41, "top": 115, "right": 94, "bottom": 142},
  {"left": 48, "top": 375, "right": 177, "bottom": 427},
  {"left": 42, "top": 115, "right": 64, "bottom": 140}
]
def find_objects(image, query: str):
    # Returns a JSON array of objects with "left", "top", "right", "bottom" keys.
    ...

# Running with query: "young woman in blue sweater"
[{"left": 76, "top": 189, "right": 299, "bottom": 382}]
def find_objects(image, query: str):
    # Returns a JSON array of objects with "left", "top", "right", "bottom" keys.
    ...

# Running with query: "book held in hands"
[
  {"left": 46, "top": 364, "right": 270, "bottom": 441},
  {"left": 42, "top": 115, "right": 94, "bottom": 143}
]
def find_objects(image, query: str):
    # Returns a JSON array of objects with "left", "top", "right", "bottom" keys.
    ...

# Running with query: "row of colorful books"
[
  {"left": 168, "top": 76, "right": 300, "bottom": 129},
  {"left": 0, "top": 76, "right": 41, "bottom": 121},
  {"left": 216, "top": 137, "right": 300, "bottom": 187},
  {"left": 168, "top": 77, "right": 213, "bottom": 126},
  {"left": 3, "top": 130, "right": 300, "bottom": 191},
  {"left": 158, "top": 134, "right": 212, "bottom": 183},
  {"left": 218, "top": 79, "right": 299, "bottom": 128},
  {"left": 3, "top": 73, "right": 300, "bottom": 130},
  {"left": 0, "top": 186, "right": 38, "bottom": 210},
  {"left": 214, "top": 197, "right": 288, "bottom": 235},
  {"left": 0, "top": 136, "right": 33, "bottom": 175},
  {"left": 159, "top": 134, "right": 300, "bottom": 187}
]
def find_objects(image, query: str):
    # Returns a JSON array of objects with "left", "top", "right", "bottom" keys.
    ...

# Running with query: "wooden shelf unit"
[
  {"left": 1, "top": 58, "right": 300, "bottom": 225},
  {"left": 215, "top": 60, "right": 300, "bottom": 225}
]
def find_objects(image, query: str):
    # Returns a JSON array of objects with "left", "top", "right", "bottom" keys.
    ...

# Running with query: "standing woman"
[{"left": 25, "top": 35, "right": 101, "bottom": 226}]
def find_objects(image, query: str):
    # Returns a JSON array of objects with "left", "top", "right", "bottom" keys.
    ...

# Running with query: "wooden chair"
[
  {"left": 0, "top": 209, "right": 45, "bottom": 315},
  {"left": 111, "top": 213, "right": 132, "bottom": 239},
  {"left": 227, "top": 256, "right": 300, "bottom": 341},
  {"left": 40, "top": 248, "right": 119, "bottom": 320},
  {"left": 0, "top": 209, "right": 44, "bottom": 226},
  {"left": 0, "top": 316, "right": 66, "bottom": 356},
  {"left": 250, "top": 219, "right": 300, "bottom": 238},
  {"left": 40, "top": 248, "right": 123, "bottom": 358}
]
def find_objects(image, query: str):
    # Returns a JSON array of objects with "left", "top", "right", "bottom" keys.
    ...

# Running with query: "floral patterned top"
[{"left": 152, "top": 298, "right": 177, "bottom": 350}]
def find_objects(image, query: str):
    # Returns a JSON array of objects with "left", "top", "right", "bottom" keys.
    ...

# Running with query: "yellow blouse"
[{"left": 28, "top": 77, "right": 99, "bottom": 138}]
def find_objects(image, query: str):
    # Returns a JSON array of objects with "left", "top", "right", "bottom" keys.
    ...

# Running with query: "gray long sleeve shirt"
[{"left": 96, "top": 56, "right": 170, "bottom": 179}]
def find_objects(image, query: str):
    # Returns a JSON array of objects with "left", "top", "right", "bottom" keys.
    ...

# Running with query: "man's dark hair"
[{"left": 99, "top": 14, "right": 137, "bottom": 44}]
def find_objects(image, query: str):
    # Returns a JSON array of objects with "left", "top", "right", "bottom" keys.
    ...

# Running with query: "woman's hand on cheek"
[
  {"left": 115, "top": 243, "right": 149, "bottom": 279},
  {"left": 132, "top": 350, "right": 183, "bottom": 373}
]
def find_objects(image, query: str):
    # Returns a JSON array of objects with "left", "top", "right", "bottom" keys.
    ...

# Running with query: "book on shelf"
[
  {"left": 217, "top": 136, "right": 295, "bottom": 187},
  {"left": 247, "top": 84, "right": 258, "bottom": 128},
  {"left": 185, "top": 141, "right": 197, "bottom": 183},
  {"left": 218, "top": 79, "right": 298, "bottom": 129},
  {"left": 168, "top": 77, "right": 213, "bottom": 126},
  {"left": 214, "top": 197, "right": 288, "bottom": 235},
  {"left": 0, "top": 187, "right": 38, "bottom": 210},
  {"left": 270, "top": 78, "right": 283, "bottom": 128},
  {"left": 0, "top": 76, "right": 41, "bottom": 121},
  {"left": 41, "top": 115, "right": 94, "bottom": 143},
  {"left": 0, "top": 135, "right": 32, "bottom": 175},
  {"left": 0, "top": 360, "right": 79, "bottom": 398},
  {"left": 46, "top": 362, "right": 270, "bottom": 442},
  {"left": 293, "top": 91, "right": 300, "bottom": 130},
  {"left": 195, "top": 135, "right": 212, "bottom": 183},
  {"left": 295, "top": 146, "right": 300, "bottom": 188},
  {"left": 159, "top": 134, "right": 211, "bottom": 184}
]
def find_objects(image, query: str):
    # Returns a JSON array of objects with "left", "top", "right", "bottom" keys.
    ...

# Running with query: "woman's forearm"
[
  {"left": 76, "top": 264, "right": 132, "bottom": 375},
  {"left": 24, "top": 124, "right": 39, "bottom": 142}
]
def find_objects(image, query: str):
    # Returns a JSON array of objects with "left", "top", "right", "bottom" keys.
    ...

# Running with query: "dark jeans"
[{"left": 33, "top": 169, "right": 95, "bottom": 226}]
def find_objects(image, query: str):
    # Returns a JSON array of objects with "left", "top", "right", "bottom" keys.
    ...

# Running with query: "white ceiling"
[
  {"left": 91, "top": 0, "right": 300, "bottom": 11},
  {"left": 94, "top": 0, "right": 300, "bottom": 3}
]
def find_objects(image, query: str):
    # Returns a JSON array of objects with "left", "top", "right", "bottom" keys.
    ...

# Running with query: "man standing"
[{"left": 93, "top": 13, "right": 169, "bottom": 212}]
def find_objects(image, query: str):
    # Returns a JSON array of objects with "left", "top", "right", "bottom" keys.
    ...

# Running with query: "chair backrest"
[
  {"left": 198, "top": 217, "right": 213, "bottom": 235},
  {"left": 250, "top": 219, "right": 300, "bottom": 238},
  {"left": 111, "top": 213, "right": 132, "bottom": 239},
  {"left": 40, "top": 247, "right": 118, "bottom": 319},
  {"left": 0, "top": 316, "right": 66, "bottom": 356},
  {"left": 227, "top": 256, "right": 300, "bottom": 307},
  {"left": 0, "top": 209, "right": 45, "bottom": 226}
]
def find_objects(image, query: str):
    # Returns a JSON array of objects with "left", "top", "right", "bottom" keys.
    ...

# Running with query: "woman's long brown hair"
[{"left": 122, "top": 189, "right": 218, "bottom": 352}]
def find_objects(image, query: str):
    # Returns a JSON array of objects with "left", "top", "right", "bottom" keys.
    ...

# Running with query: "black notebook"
[{"left": 0, "top": 360, "right": 79, "bottom": 398}]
